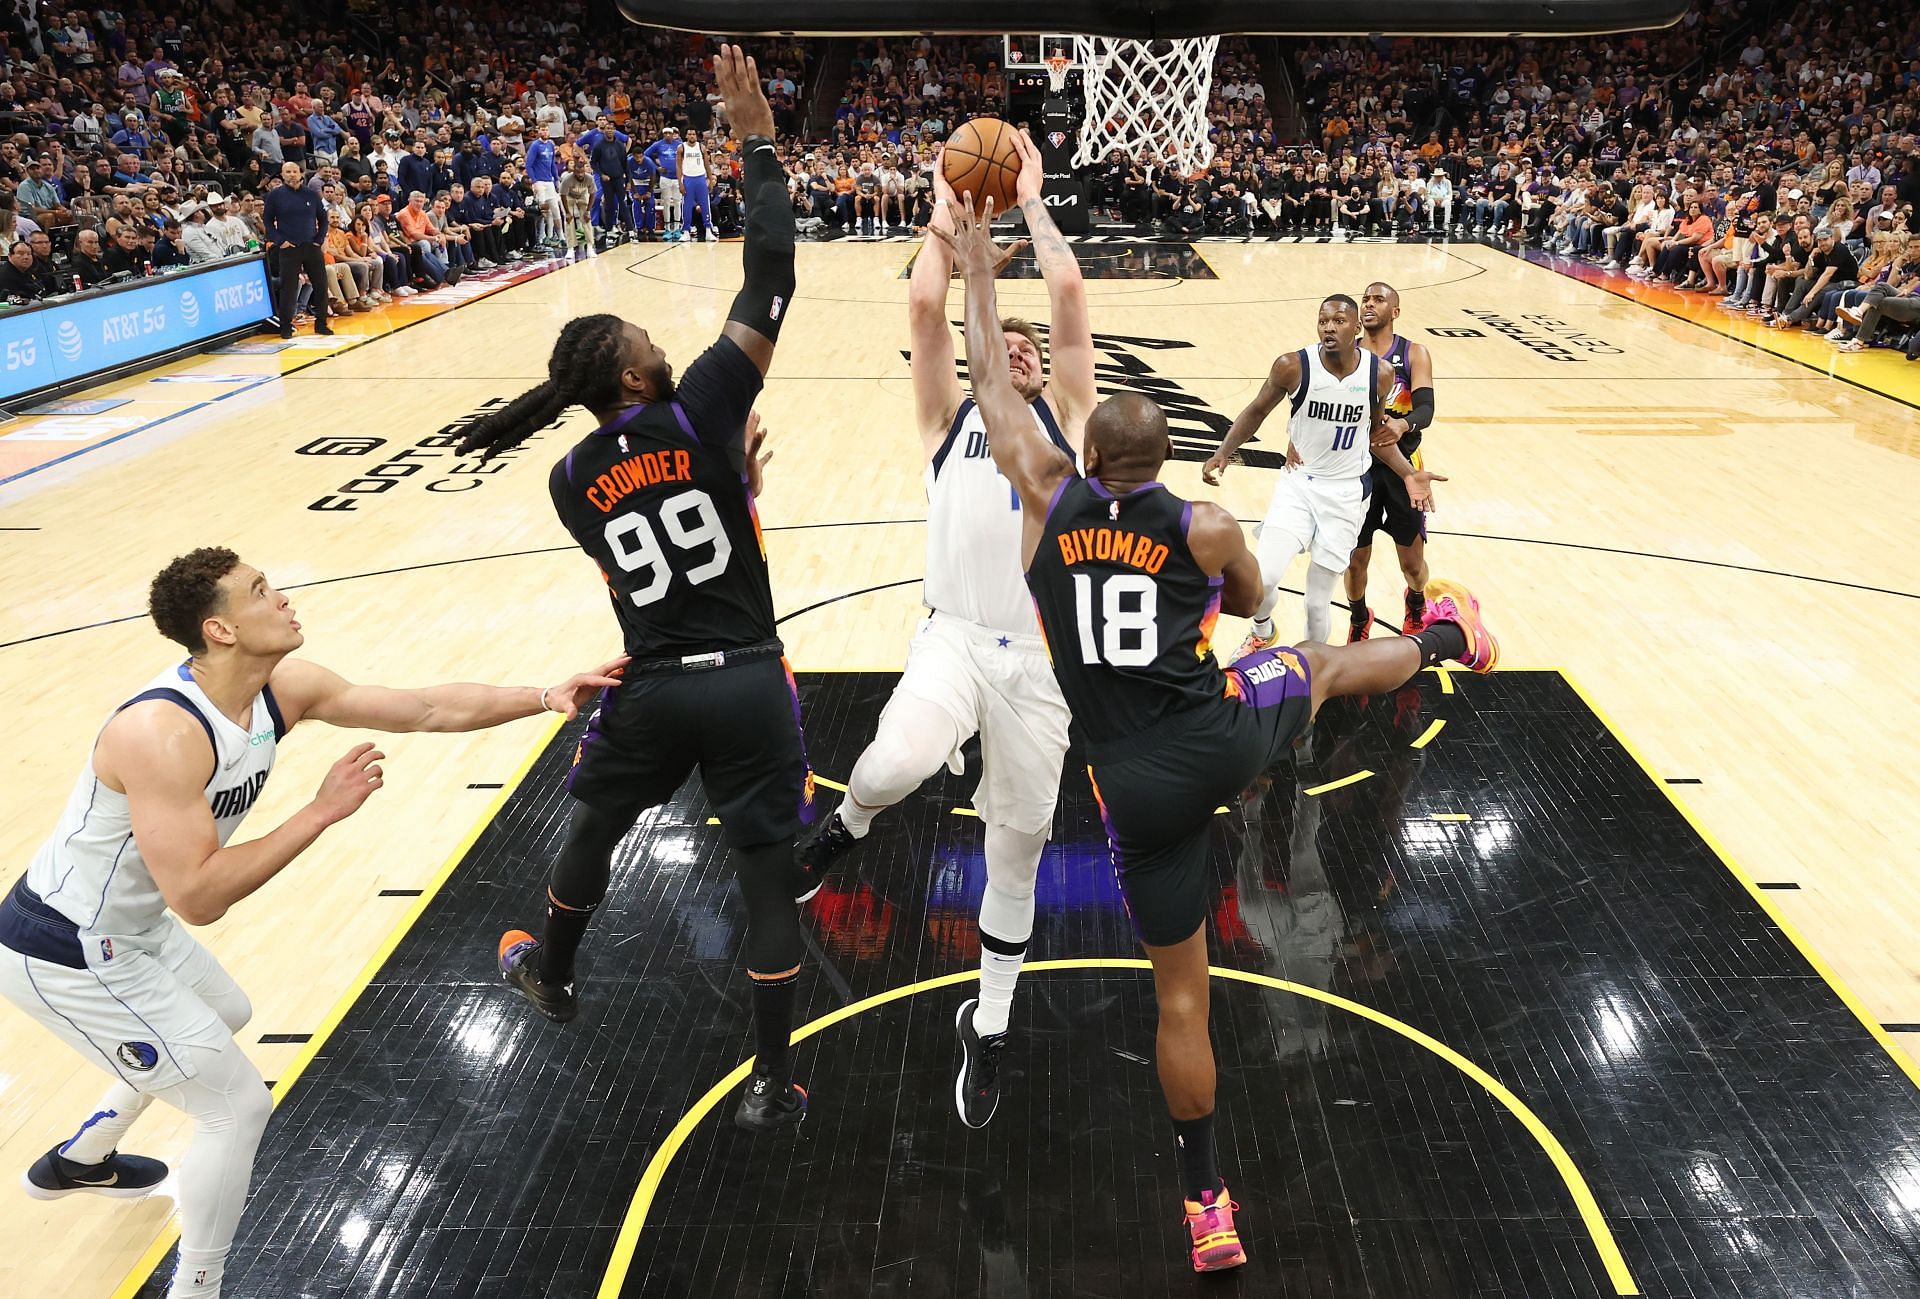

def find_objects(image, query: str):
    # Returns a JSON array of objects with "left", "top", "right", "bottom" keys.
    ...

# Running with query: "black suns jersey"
[
  {"left": 550, "top": 336, "right": 775, "bottom": 659},
  {"left": 1026, "top": 476, "right": 1227, "bottom": 749}
]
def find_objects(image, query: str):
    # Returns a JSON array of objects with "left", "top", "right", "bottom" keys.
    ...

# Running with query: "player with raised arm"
[
  {"left": 1201, "top": 298, "right": 1445, "bottom": 656},
  {"left": 0, "top": 548, "right": 621, "bottom": 1299},
  {"left": 458, "top": 48, "right": 815, "bottom": 1133},
  {"left": 933, "top": 193, "right": 1497, "bottom": 1272},
  {"left": 793, "top": 129, "right": 1097, "bottom": 1129}
]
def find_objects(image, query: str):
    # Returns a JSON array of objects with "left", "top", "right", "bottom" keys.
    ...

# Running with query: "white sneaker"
[
  {"left": 1823, "top": 326, "right": 1848, "bottom": 341},
  {"left": 703, "top": 230, "right": 717, "bottom": 242},
  {"left": 1606, "top": 259, "right": 1624, "bottom": 269}
]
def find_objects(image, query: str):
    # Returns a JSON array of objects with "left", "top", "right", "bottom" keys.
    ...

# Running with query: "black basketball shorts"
[
  {"left": 566, "top": 655, "right": 816, "bottom": 848},
  {"left": 1357, "top": 459, "right": 1428, "bottom": 549},
  {"left": 1085, "top": 647, "right": 1313, "bottom": 948}
]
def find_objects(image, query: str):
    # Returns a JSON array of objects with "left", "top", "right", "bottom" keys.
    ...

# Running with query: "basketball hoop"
[
  {"left": 1045, "top": 55, "right": 1073, "bottom": 96},
  {"left": 1070, "top": 35, "right": 1220, "bottom": 175}
]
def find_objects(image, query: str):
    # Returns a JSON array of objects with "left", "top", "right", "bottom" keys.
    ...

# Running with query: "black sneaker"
[
  {"left": 954, "top": 997, "right": 1007, "bottom": 1129},
  {"left": 498, "top": 931, "right": 577, "bottom": 1022},
  {"left": 734, "top": 1074, "right": 808, "bottom": 1131},
  {"left": 24, "top": 1144, "right": 167, "bottom": 1200},
  {"left": 794, "top": 810, "right": 859, "bottom": 902}
]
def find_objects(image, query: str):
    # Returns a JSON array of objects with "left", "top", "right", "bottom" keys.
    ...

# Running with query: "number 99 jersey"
[
  {"left": 549, "top": 338, "right": 777, "bottom": 660},
  {"left": 1025, "top": 476, "right": 1227, "bottom": 750}
]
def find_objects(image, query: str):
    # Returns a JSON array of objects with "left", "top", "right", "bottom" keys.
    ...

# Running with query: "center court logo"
[
  {"left": 179, "top": 290, "right": 201, "bottom": 328},
  {"left": 55, "top": 319, "right": 83, "bottom": 362}
]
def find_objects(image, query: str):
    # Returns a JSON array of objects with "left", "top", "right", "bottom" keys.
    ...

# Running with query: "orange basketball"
[{"left": 941, "top": 117, "right": 1024, "bottom": 214}]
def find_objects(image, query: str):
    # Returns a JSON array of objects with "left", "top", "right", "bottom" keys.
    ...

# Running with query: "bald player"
[
  {"left": 1347, "top": 282, "right": 1437, "bottom": 639},
  {"left": 933, "top": 192, "right": 1499, "bottom": 1274}
]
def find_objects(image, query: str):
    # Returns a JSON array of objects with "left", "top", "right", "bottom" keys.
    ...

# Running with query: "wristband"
[{"left": 539, "top": 686, "right": 554, "bottom": 713}]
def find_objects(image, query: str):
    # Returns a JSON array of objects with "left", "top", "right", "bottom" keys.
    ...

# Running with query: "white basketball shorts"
[
  {"left": 886, "top": 611, "right": 1071, "bottom": 835},
  {"left": 1256, "top": 470, "right": 1370, "bottom": 574},
  {"left": 0, "top": 914, "right": 242, "bottom": 1093}
]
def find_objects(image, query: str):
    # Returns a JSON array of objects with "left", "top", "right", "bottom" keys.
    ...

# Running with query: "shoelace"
[{"left": 972, "top": 1035, "right": 1003, "bottom": 1097}]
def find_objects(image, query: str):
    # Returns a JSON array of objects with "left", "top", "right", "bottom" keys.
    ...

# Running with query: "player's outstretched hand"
[
  {"left": 1012, "top": 128, "right": 1046, "bottom": 205},
  {"left": 715, "top": 44, "right": 775, "bottom": 142},
  {"left": 927, "top": 193, "right": 1027, "bottom": 278},
  {"left": 314, "top": 742, "right": 384, "bottom": 825},
  {"left": 744, "top": 410, "right": 774, "bottom": 498},
  {"left": 1200, "top": 449, "right": 1232, "bottom": 485},
  {"left": 930, "top": 143, "right": 958, "bottom": 209},
  {"left": 1404, "top": 467, "right": 1448, "bottom": 511},
  {"left": 543, "top": 657, "right": 632, "bottom": 720}
]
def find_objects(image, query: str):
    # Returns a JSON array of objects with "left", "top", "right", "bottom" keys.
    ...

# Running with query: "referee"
[{"left": 263, "top": 161, "right": 332, "bottom": 339}]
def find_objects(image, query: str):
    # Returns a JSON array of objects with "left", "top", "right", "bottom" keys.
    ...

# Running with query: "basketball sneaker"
[
  {"left": 1347, "top": 608, "right": 1375, "bottom": 642},
  {"left": 1230, "top": 622, "right": 1280, "bottom": 664},
  {"left": 794, "top": 810, "right": 857, "bottom": 902},
  {"left": 734, "top": 1075, "right": 808, "bottom": 1131},
  {"left": 498, "top": 931, "right": 577, "bottom": 1022},
  {"left": 24, "top": 1144, "right": 167, "bottom": 1200},
  {"left": 953, "top": 997, "right": 1007, "bottom": 1129},
  {"left": 1401, "top": 586, "right": 1427, "bottom": 636},
  {"left": 1182, "top": 1183, "right": 1247, "bottom": 1272},
  {"left": 1420, "top": 580, "right": 1499, "bottom": 672}
]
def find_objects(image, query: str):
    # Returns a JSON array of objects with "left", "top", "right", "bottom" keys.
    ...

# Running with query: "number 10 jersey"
[
  {"left": 1026, "top": 476, "right": 1227, "bottom": 750},
  {"left": 549, "top": 337, "right": 777, "bottom": 660}
]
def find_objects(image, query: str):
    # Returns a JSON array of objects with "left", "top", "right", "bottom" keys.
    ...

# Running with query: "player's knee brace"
[
  {"left": 982, "top": 823, "right": 1046, "bottom": 903},
  {"left": 204, "top": 985, "right": 253, "bottom": 1034},
  {"left": 733, "top": 839, "right": 803, "bottom": 976}
]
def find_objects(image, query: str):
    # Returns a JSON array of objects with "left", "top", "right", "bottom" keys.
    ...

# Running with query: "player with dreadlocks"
[{"left": 456, "top": 46, "right": 813, "bottom": 1132}]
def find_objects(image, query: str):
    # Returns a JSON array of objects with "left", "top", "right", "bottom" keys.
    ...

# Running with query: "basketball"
[{"left": 941, "top": 117, "right": 1024, "bottom": 213}]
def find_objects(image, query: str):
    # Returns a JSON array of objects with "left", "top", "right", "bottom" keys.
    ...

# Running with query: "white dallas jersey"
[
  {"left": 924, "top": 394, "right": 1075, "bottom": 635},
  {"left": 681, "top": 141, "right": 707, "bottom": 178},
  {"left": 24, "top": 662, "right": 284, "bottom": 958},
  {"left": 1286, "top": 345, "right": 1378, "bottom": 479}
]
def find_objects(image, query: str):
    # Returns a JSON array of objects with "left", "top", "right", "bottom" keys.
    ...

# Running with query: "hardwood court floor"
[
  {"left": 0, "top": 237, "right": 1916, "bottom": 1297},
  {"left": 128, "top": 673, "right": 1920, "bottom": 1298}
]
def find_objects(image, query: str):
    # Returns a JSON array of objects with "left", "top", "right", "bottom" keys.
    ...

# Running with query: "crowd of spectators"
[
  {"left": 2, "top": 0, "right": 1917, "bottom": 351},
  {"left": 1287, "top": 1, "right": 1920, "bottom": 354}
]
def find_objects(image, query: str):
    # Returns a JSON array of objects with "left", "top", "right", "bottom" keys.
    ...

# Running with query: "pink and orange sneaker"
[
  {"left": 1182, "top": 1183, "right": 1248, "bottom": 1273},
  {"left": 1230, "top": 623, "right": 1280, "bottom": 664},
  {"left": 1347, "top": 607, "right": 1375, "bottom": 642},
  {"left": 1420, "top": 579, "right": 1499, "bottom": 673}
]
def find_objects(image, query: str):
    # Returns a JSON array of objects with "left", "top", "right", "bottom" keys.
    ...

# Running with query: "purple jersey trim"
[
  {"left": 669, "top": 401, "right": 699, "bottom": 443},
  {"left": 1044, "top": 475, "right": 1073, "bottom": 522}
]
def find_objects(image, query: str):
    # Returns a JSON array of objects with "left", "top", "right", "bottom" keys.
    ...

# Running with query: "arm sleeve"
[
  {"left": 1405, "top": 386, "right": 1436, "bottom": 433},
  {"left": 674, "top": 335, "right": 765, "bottom": 462},
  {"left": 725, "top": 140, "right": 796, "bottom": 343}
]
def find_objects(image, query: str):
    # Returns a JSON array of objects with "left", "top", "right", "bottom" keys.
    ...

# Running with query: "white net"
[{"left": 1070, "top": 36, "right": 1220, "bottom": 175}]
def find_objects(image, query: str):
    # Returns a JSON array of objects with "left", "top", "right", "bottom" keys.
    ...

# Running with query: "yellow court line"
[
  {"left": 1411, "top": 718, "right": 1446, "bottom": 749},
  {"left": 1430, "top": 813, "right": 1473, "bottom": 822},
  {"left": 1304, "top": 769, "right": 1373, "bottom": 796},
  {"left": 593, "top": 958, "right": 1639, "bottom": 1298},
  {"left": 812, "top": 774, "right": 848, "bottom": 793},
  {"left": 951, "top": 806, "right": 980, "bottom": 818},
  {"left": 1424, "top": 665, "right": 1454, "bottom": 695},
  {"left": 109, "top": 714, "right": 568, "bottom": 1299},
  {"left": 1559, "top": 670, "right": 1920, "bottom": 1092}
]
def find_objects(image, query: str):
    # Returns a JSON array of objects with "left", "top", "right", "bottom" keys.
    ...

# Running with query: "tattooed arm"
[{"left": 1010, "top": 128, "right": 1096, "bottom": 450}]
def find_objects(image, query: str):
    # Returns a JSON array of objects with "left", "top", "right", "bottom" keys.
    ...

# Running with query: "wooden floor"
[{"left": 1, "top": 237, "right": 1916, "bottom": 1298}]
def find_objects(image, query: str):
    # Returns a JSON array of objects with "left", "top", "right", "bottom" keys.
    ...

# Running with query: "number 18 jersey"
[
  {"left": 549, "top": 338, "right": 776, "bottom": 660},
  {"left": 1026, "top": 477, "right": 1226, "bottom": 749}
]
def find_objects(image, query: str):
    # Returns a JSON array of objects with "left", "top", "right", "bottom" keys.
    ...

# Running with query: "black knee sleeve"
[
  {"left": 733, "top": 839, "right": 803, "bottom": 975},
  {"left": 552, "top": 800, "right": 634, "bottom": 910}
]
